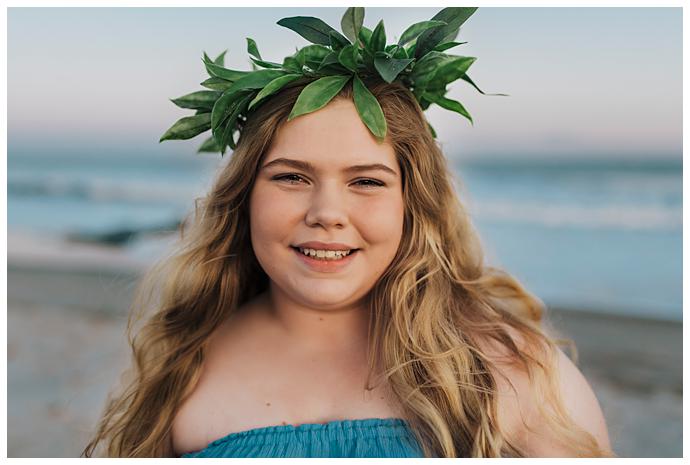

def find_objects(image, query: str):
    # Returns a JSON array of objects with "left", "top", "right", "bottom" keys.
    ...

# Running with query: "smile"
[{"left": 290, "top": 246, "right": 360, "bottom": 272}]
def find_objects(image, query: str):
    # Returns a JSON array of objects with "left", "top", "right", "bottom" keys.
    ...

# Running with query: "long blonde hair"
[{"left": 83, "top": 77, "right": 610, "bottom": 457}]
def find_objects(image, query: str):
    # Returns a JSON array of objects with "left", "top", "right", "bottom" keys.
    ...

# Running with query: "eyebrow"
[{"left": 261, "top": 157, "right": 398, "bottom": 177}]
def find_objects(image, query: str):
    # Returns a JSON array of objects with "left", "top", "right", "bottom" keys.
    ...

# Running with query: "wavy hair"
[{"left": 82, "top": 77, "right": 611, "bottom": 457}]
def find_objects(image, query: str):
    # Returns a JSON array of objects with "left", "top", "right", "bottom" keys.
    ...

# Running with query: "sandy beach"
[{"left": 6, "top": 233, "right": 682, "bottom": 458}]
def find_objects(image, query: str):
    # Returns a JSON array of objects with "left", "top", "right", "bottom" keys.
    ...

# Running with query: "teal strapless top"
[{"left": 180, "top": 417, "right": 425, "bottom": 458}]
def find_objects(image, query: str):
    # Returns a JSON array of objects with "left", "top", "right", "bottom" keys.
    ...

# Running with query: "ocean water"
[{"left": 7, "top": 148, "right": 682, "bottom": 321}]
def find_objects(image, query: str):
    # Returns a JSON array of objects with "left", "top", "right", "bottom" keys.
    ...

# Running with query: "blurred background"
[{"left": 7, "top": 7, "right": 682, "bottom": 457}]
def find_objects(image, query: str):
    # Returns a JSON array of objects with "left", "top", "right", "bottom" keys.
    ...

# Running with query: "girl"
[{"left": 82, "top": 77, "right": 612, "bottom": 457}]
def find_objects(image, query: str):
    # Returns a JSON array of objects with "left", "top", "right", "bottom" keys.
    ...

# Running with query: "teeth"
[{"left": 298, "top": 247, "right": 353, "bottom": 261}]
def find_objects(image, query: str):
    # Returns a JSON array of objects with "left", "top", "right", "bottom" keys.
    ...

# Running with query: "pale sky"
[{"left": 7, "top": 7, "right": 682, "bottom": 160}]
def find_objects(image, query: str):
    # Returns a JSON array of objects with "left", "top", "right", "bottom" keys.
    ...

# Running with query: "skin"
[{"left": 247, "top": 96, "right": 405, "bottom": 353}]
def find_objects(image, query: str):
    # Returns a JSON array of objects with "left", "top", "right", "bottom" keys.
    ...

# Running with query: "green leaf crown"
[{"left": 160, "top": 7, "right": 506, "bottom": 155}]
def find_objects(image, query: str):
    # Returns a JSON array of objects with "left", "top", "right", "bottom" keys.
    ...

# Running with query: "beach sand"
[{"left": 6, "top": 234, "right": 682, "bottom": 457}]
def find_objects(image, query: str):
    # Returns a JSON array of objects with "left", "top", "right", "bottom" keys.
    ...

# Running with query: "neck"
[{"left": 262, "top": 282, "right": 372, "bottom": 355}]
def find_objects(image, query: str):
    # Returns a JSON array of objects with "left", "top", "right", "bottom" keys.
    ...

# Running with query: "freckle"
[
  {"left": 380, "top": 397, "right": 384, "bottom": 400},
  {"left": 281, "top": 421, "right": 287, "bottom": 425},
  {"left": 265, "top": 402, "right": 271, "bottom": 407},
  {"left": 319, "top": 317, "right": 324, "bottom": 321}
]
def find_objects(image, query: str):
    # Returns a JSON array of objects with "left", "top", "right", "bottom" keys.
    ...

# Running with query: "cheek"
[
  {"left": 248, "top": 184, "right": 295, "bottom": 249},
  {"left": 354, "top": 193, "right": 405, "bottom": 250}
]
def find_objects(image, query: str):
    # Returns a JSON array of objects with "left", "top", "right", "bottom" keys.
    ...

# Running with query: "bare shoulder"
[
  {"left": 170, "top": 295, "right": 272, "bottom": 456},
  {"left": 477, "top": 325, "right": 612, "bottom": 457}
]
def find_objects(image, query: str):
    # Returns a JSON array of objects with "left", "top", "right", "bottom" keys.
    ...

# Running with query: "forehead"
[{"left": 263, "top": 98, "right": 396, "bottom": 169}]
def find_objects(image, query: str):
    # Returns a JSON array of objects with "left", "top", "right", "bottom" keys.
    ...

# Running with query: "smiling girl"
[{"left": 82, "top": 7, "right": 613, "bottom": 458}]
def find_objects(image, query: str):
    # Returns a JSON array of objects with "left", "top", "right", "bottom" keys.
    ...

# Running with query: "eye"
[
  {"left": 273, "top": 173, "right": 308, "bottom": 185},
  {"left": 353, "top": 178, "right": 385, "bottom": 188}
]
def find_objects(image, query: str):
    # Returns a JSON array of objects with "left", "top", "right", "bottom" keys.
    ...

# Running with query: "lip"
[
  {"left": 291, "top": 246, "right": 359, "bottom": 273},
  {"left": 293, "top": 241, "right": 357, "bottom": 251}
]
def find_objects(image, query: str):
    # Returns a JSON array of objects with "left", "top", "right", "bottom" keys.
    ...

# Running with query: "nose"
[{"left": 304, "top": 182, "right": 348, "bottom": 230}]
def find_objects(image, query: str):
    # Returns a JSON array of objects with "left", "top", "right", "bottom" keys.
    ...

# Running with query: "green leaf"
[
  {"left": 374, "top": 56, "right": 414, "bottom": 83},
  {"left": 197, "top": 136, "right": 221, "bottom": 153},
  {"left": 460, "top": 73, "right": 510, "bottom": 96},
  {"left": 369, "top": 19, "right": 386, "bottom": 53},
  {"left": 211, "top": 92, "right": 239, "bottom": 133},
  {"left": 415, "top": 7, "right": 477, "bottom": 59},
  {"left": 328, "top": 30, "right": 351, "bottom": 51},
  {"left": 317, "top": 51, "right": 341, "bottom": 71},
  {"left": 426, "top": 56, "right": 476, "bottom": 91},
  {"left": 223, "top": 69, "right": 287, "bottom": 96},
  {"left": 213, "top": 50, "right": 227, "bottom": 67},
  {"left": 294, "top": 44, "right": 332, "bottom": 69},
  {"left": 170, "top": 90, "right": 222, "bottom": 110},
  {"left": 287, "top": 75, "right": 352, "bottom": 121},
  {"left": 398, "top": 20, "right": 447, "bottom": 46},
  {"left": 282, "top": 56, "right": 302, "bottom": 74},
  {"left": 433, "top": 41, "right": 466, "bottom": 52},
  {"left": 277, "top": 16, "right": 350, "bottom": 47},
  {"left": 160, "top": 113, "right": 212, "bottom": 142},
  {"left": 337, "top": 44, "right": 358, "bottom": 72},
  {"left": 203, "top": 56, "right": 248, "bottom": 81},
  {"left": 352, "top": 74, "right": 387, "bottom": 140},
  {"left": 249, "top": 56, "right": 283, "bottom": 69},
  {"left": 246, "top": 37, "right": 261, "bottom": 60},
  {"left": 358, "top": 26, "right": 373, "bottom": 48},
  {"left": 200, "top": 77, "right": 233, "bottom": 91},
  {"left": 409, "top": 51, "right": 455, "bottom": 89},
  {"left": 248, "top": 73, "right": 303, "bottom": 110},
  {"left": 422, "top": 91, "right": 473, "bottom": 125},
  {"left": 341, "top": 7, "right": 364, "bottom": 44},
  {"left": 216, "top": 93, "right": 253, "bottom": 154}
]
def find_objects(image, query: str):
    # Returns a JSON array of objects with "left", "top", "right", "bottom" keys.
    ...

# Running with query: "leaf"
[
  {"left": 341, "top": 7, "right": 364, "bottom": 44},
  {"left": 337, "top": 44, "right": 358, "bottom": 72},
  {"left": 170, "top": 90, "right": 222, "bottom": 110},
  {"left": 422, "top": 91, "right": 473, "bottom": 125},
  {"left": 282, "top": 56, "right": 302, "bottom": 74},
  {"left": 160, "top": 113, "right": 212, "bottom": 142},
  {"left": 277, "top": 16, "right": 350, "bottom": 47},
  {"left": 374, "top": 56, "right": 414, "bottom": 83},
  {"left": 433, "top": 41, "right": 466, "bottom": 52},
  {"left": 317, "top": 51, "right": 341, "bottom": 71},
  {"left": 294, "top": 44, "right": 332, "bottom": 69},
  {"left": 216, "top": 93, "right": 253, "bottom": 154},
  {"left": 213, "top": 50, "right": 227, "bottom": 66},
  {"left": 200, "top": 77, "right": 233, "bottom": 91},
  {"left": 398, "top": 20, "right": 447, "bottom": 46},
  {"left": 328, "top": 30, "right": 351, "bottom": 51},
  {"left": 212, "top": 89, "right": 254, "bottom": 133},
  {"left": 246, "top": 37, "right": 261, "bottom": 60},
  {"left": 352, "top": 74, "right": 387, "bottom": 140},
  {"left": 249, "top": 56, "right": 283, "bottom": 69},
  {"left": 202, "top": 56, "right": 248, "bottom": 81},
  {"left": 248, "top": 73, "right": 303, "bottom": 110},
  {"left": 415, "top": 7, "right": 477, "bottom": 59},
  {"left": 287, "top": 75, "right": 352, "bottom": 121},
  {"left": 358, "top": 26, "right": 373, "bottom": 48},
  {"left": 426, "top": 56, "right": 477, "bottom": 91},
  {"left": 197, "top": 136, "right": 221, "bottom": 153},
  {"left": 223, "top": 69, "right": 287, "bottom": 96},
  {"left": 369, "top": 19, "right": 386, "bottom": 53},
  {"left": 409, "top": 51, "right": 455, "bottom": 89},
  {"left": 460, "top": 73, "right": 510, "bottom": 96}
]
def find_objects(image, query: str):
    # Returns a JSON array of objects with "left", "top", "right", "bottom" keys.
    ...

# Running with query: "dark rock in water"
[{"left": 66, "top": 220, "right": 181, "bottom": 247}]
